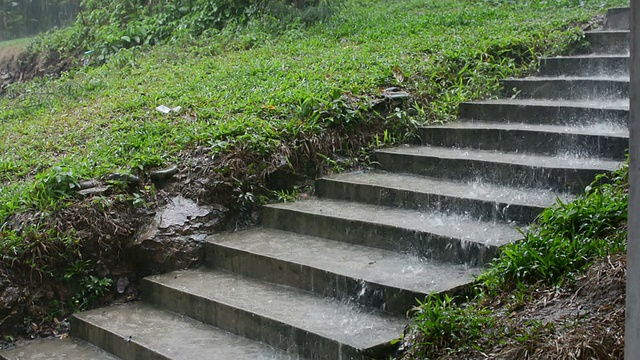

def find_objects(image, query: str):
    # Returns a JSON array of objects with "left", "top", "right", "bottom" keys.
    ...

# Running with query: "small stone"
[
  {"left": 78, "top": 180, "right": 100, "bottom": 190},
  {"left": 150, "top": 165, "right": 179, "bottom": 182},
  {"left": 78, "top": 186, "right": 109, "bottom": 197},
  {"left": 106, "top": 173, "right": 141, "bottom": 186},
  {"left": 116, "top": 277, "right": 130, "bottom": 294},
  {"left": 383, "top": 87, "right": 411, "bottom": 99}
]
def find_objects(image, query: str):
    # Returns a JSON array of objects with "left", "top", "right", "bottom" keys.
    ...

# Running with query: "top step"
[
  {"left": 606, "top": 7, "right": 630, "bottom": 30},
  {"left": 584, "top": 30, "right": 629, "bottom": 55}
]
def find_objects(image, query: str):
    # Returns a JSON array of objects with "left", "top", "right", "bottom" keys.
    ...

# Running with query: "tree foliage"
[
  {"left": 24, "top": 0, "right": 338, "bottom": 63},
  {"left": 0, "top": 0, "right": 81, "bottom": 40}
]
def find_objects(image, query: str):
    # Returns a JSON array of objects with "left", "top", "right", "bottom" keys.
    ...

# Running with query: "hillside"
[{"left": 0, "top": 0, "right": 630, "bottom": 352}]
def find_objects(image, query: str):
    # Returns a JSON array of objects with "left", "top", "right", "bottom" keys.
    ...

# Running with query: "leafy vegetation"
[
  {"left": 402, "top": 162, "right": 629, "bottom": 359},
  {"left": 1, "top": 0, "right": 624, "bottom": 224}
]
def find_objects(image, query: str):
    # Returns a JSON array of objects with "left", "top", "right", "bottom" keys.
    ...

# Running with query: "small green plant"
[
  {"left": 404, "top": 161, "right": 629, "bottom": 358},
  {"left": 273, "top": 189, "right": 298, "bottom": 203},
  {"left": 71, "top": 275, "right": 113, "bottom": 312},
  {"left": 30, "top": 166, "right": 80, "bottom": 208},
  {"left": 478, "top": 163, "right": 628, "bottom": 291},
  {"left": 404, "top": 294, "right": 494, "bottom": 357},
  {"left": 317, "top": 153, "right": 344, "bottom": 174}
]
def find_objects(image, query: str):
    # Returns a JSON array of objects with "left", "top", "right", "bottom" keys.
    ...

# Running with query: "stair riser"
[
  {"left": 538, "top": 56, "right": 628, "bottom": 77},
  {"left": 501, "top": 79, "right": 628, "bottom": 101},
  {"left": 71, "top": 316, "right": 170, "bottom": 360},
  {"left": 315, "top": 178, "right": 543, "bottom": 225},
  {"left": 207, "top": 244, "right": 424, "bottom": 315},
  {"left": 607, "top": 7, "right": 630, "bottom": 30},
  {"left": 204, "top": 242, "right": 432, "bottom": 316},
  {"left": 140, "top": 279, "right": 371, "bottom": 360},
  {"left": 584, "top": 31, "right": 629, "bottom": 55},
  {"left": 375, "top": 151, "right": 607, "bottom": 194},
  {"left": 262, "top": 206, "right": 498, "bottom": 266},
  {"left": 420, "top": 127, "right": 628, "bottom": 161},
  {"left": 459, "top": 102, "right": 628, "bottom": 127}
]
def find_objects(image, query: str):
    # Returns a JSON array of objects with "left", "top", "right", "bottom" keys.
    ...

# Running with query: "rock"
[
  {"left": 157, "top": 196, "right": 211, "bottom": 229},
  {"left": 0, "top": 287, "right": 20, "bottom": 309},
  {"left": 106, "top": 173, "right": 141, "bottom": 186},
  {"left": 78, "top": 180, "right": 100, "bottom": 190},
  {"left": 382, "top": 87, "right": 411, "bottom": 100},
  {"left": 150, "top": 165, "right": 179, "bottom": 183},
  {"left": 127, "top": 196, "right": 227, "bottom": 274},
  {"left": 0, "top": 287, "right": 21, "bottom": 328},
  {"left": 78, "top": 186, "right": 109, "bottom": 197},
  {"left": 371, "top": 87, "right": 412, "bottom": 111},
  {"left": 116, "top": 277, "right": 130, "bottom": 294}
]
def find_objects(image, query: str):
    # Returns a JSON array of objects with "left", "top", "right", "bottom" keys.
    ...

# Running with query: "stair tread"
[
  {"left": 377, "top": 145, "right": 622, "bottom": 171},
  {"left": 265, "top": 198, "right": 522, "bottom": 247},
  {"left": 504, "top": 75, "right": 629, "bottom": 81},
  {"left": 540, "top": 54, "right": 628, "bottom": 59},
  {"left": 467, "top": 98, "right": 628, "bottom": 110},
  {"left": 209, "top": 227, "right": 479, "bottom": 295},
  {"left": 74, "top": 303, "right": 297, "bottom": 360},
  {"left": 148, "top": 267, "right": 408, "bottom": 350},
  {"left": 321, "top": 170, "right": 573, "bottom": 208},
  {"left": 426, "top": 121, "right": 628, "bottom": 137},
  {"left": 0, "top": 338, "right": 121, "bottom": 360}
]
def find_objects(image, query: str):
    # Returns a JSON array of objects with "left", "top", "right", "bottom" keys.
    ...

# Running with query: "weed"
[
  {"left": 403, "top": 161, "right": 629, "bottom": 358},
  {"left": 403, "top": 294, "right": 494, "bottom": 358},
  {"left": 479, "top": 163, "right": 628, "bottom": 291},
  {"left": 71, "top": 275, "right": 113, "bottom": 312},
  {"left": 273, "top": 188, "right": 299, "bottom": 203}
]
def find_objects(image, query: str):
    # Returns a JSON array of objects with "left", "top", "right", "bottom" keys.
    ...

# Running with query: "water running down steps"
[{"left": 0, "top": 7, "right": 631, "bottom": 360}]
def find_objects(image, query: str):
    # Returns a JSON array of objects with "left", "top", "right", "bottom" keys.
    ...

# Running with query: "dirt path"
[{"left": 0, "top": 40, "right": 28, "bottom": 92}]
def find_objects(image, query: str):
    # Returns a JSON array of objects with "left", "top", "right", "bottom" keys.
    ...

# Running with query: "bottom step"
[
  {"left": 72, "top": 303, "right": 299, "bottom": 360},
  {"left": 0, "top": 338, "right": 119, "bottom": 360}
]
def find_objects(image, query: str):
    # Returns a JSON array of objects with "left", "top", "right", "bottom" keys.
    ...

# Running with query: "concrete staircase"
[{"left": 1, "top": 7, "right": 630, "bottom": 360}]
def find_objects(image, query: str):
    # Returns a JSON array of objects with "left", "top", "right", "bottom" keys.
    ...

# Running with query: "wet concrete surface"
[{"left": 0, "top": 338, "right": 120, "bottom": 360}]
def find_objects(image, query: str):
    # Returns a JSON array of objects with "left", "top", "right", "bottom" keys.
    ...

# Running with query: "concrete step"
[
  {"left": 315, "top": 170, "right": 571, "bottom": 225},
  {"left": 606, "top": 7, "right": 630, "bottom": 30},
  {"left": 375, "top": 145, "right": 621, "bottom": 194},
  {"left": 420, "top": 122, "right": 628, "bottom": 161},
  {"left": 262, "top": 198, "right": 521, "bottom": 265},
  {"left": 538, "top": 55, "right": 628, "bottom": 77},
  {"left": 458, "top": 98, "right": 628, "bottom": 127},
  {"left": 502, "top": 76, "right": 628, "bottom": 101},
  {"left": 0, "top": 338, "right": 121, "bottom": 360},
  {"left": 71, "top": 303, "right": 298, "bottom": 360},
  {"left": 584, "top": 30, "right": 629, "bottom": 55},
  {"left": 142, "top": 268, "right": 408, "bottom": 359},
  {"left": 205, "top": 228, "right": 480, "bottom": 314}
]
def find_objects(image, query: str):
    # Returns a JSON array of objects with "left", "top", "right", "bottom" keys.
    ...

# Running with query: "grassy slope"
[
  {"left": 0, "top": 0, "right": 626, "bottom": 223},
  {"left": 0, "top": 0, "right": 630, "bottom": 340}
]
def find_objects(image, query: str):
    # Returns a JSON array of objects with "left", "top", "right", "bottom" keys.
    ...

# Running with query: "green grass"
[
  {"left": 0, "top": 0, "right": 627, "bottom": 225},
  {"left": 0, "top": 37, "right": 33, "bottom": 51}
]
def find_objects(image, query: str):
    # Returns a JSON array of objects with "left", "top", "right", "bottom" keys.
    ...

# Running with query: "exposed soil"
[
  {"left": 0, "top": 43, "right": 77, "bottom": 95},
  {"left": 440, "top": 254, "right": 626, "bottom": 360},
  {"left": 0, "top": 45, "right": 25, "bottom": 92}
]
